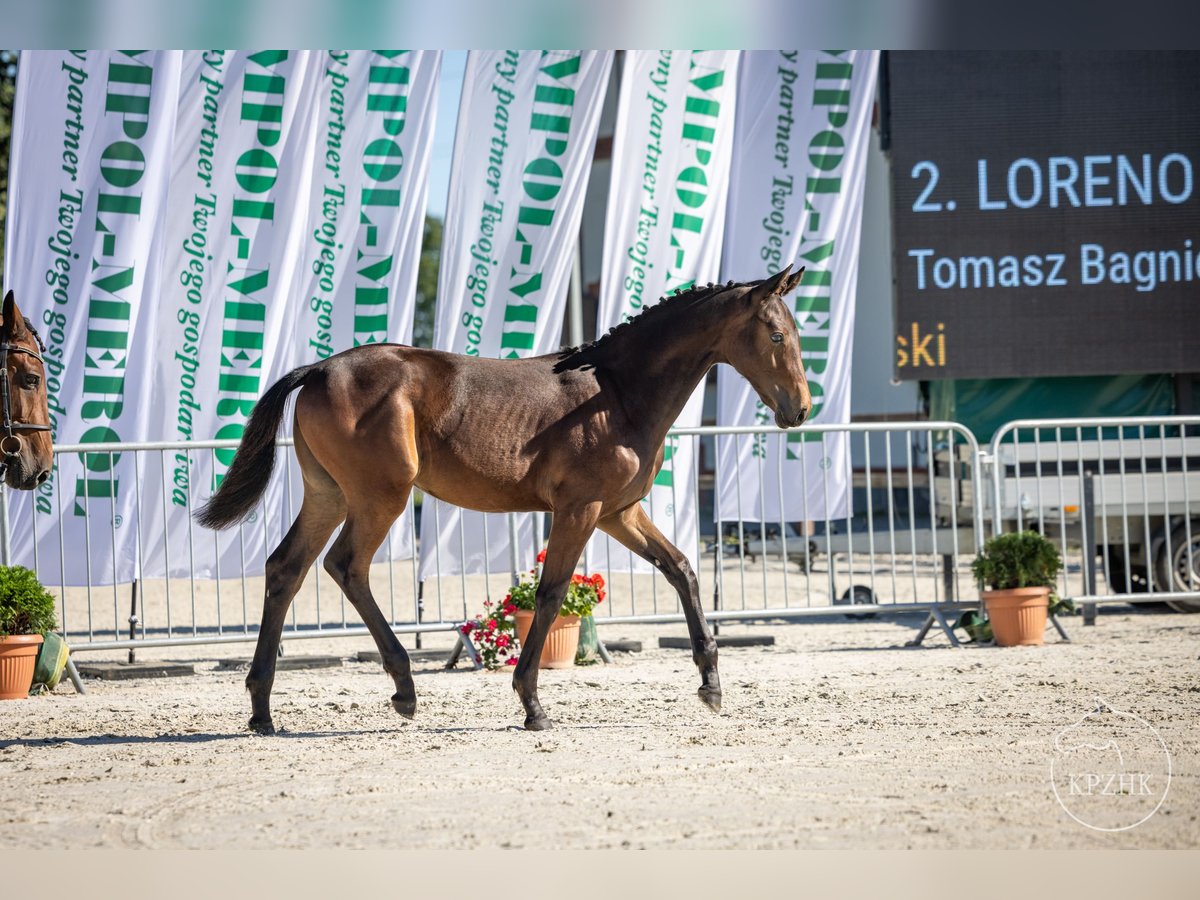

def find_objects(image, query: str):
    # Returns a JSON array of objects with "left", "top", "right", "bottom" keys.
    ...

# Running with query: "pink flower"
[{"left": 505, "top": 657, "right": 518, "bottom": 666}]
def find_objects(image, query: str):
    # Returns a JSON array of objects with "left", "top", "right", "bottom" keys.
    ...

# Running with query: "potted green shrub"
[
  {"left": 0, "top": 565, "right": 58, "bottom": 699},
  {"left": 970, "top": 531, "right": 1062, "bottom": 646}
]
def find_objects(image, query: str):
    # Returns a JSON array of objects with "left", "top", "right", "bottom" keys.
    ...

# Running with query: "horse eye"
[
  {"left": 770, "top": 332, "right": 784, "bottom": 344},
  {"left": 22, "top": 373, "right": 40, "bottom": 389}
]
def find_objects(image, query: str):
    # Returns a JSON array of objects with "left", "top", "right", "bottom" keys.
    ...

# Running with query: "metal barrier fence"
[
  {"left": 1, "top": 416, "right": 1196, "bottom": 655},
  {"left": 0, "top": 421, "right": 983, "bottom": 652},
  {"left": 988, "top": 416, "right": 1200, "bottom": 615}
]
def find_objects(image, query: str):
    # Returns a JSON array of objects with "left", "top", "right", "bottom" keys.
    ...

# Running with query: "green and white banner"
[
  {"left": 715, "top": 50, "right": 878, "bottom": 524},
  {"left": 590, "top": 50, "right": 740, "bottom": 574},
  {"left": 287, "top": 51, "right": 440, "bottom": 568},
  {"left": 418, "top": 50, "right": 613, "bottom": 580},
  {"left": 141, "top": 50, "right": 323, "bottom": 581},
  {"left": 4, "top": 51, "right": 183, "bottom": 584},
  {"left": 5, "top": 51, "right": 441, "bottom": 585}
]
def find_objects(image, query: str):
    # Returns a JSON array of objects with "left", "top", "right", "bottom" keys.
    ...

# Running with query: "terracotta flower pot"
[
  {"left": 982, "top": 587, "right": 1050, "bottom": 646},
  {"left": 0, "top": 634, "right": 44, "bottom": 700},
  {"left": 514, "top": 609, "right": 580, "bottom": 669}
]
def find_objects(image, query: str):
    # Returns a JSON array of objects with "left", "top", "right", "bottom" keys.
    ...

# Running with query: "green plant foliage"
[
  {"left": 1048, "top": 592, "right": 1075, "bottom": 617},
  {"left": 971, "top": 530, "right": 1063, "bottom": 591},
  {"left": 411, "top": 215, "right": 442, "bottom": 348},
  {"left": 0, "top": 565, "right": 58, "bottom": 637},
  {"left": 0, "top": 50, "right": 17, "bottom": 277},
  {"left": 508, "top": 555, "right": 606, "bottom": 618}
]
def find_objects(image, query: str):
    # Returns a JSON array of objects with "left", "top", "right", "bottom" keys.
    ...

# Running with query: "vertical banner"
[
  {"left": 590, "top": 50, "right": 740, "bottom": 573},
  {"left": 289, "top": 50, "right": 441, "bottom": 564},
  {"left": 140, "top": 50, "right": 323, "bottom": 581},
  {"left": 4, "top": 51, "right": 183, "bottom": 584},
  {"left": 418, "top": 50, "right": 613, "bottom": 580},
  {"left": 715, "top": 50, "right": 879, "bottom": 524}
]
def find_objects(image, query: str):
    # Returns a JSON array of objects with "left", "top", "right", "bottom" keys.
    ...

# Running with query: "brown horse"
[
  {"left": 0, "top": 291, "right": 54, "bottom": 490},
  {"left": 197, "top": 265, "right": 811, "bottom": 732}
]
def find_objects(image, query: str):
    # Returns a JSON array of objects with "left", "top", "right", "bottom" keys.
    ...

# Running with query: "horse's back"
[{"left": 292, "top": 344, "right": 615, "bottom": 511}]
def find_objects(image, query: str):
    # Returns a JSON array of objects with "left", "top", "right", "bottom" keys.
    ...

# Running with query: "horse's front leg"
[
  {"left": 512, "top": 503, "right": 601, "bottom": 731},
  {"left": 599, "top": 504, "right": 720, "bottom": 713}
]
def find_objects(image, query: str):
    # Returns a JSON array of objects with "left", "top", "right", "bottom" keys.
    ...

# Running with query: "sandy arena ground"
[{"left": 1, "top": 602, "right": 1196, "bottom": 850}]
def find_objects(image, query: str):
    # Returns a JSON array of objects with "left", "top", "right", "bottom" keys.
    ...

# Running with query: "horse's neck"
[{"left": 604, "top": 304, "right": 726, "bottom": 440}]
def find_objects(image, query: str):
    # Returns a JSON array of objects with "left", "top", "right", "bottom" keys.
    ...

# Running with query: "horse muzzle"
[
  {"left": 0, "top": 435, "right": 50, "bottom": 490},
  {"left": 774, "top": 404, "right": 810, "bottom": 430}
]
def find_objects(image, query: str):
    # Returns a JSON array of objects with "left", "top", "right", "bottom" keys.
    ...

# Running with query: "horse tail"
[{"left": 194, "top": 364, "right": 316, "bottom": 530}]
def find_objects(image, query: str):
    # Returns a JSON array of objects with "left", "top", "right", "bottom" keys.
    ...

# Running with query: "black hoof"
[
  {"left": 698, "top": 686, "right": 722, "bottom": 713},
  {"left": 524, "top": 715, "right": 553, "bottom": 731},
  {"left": 248, "top": 717, "right": 276, "bottom": 735},
  {"left": 391, "top": 694, "right": 417, "bottom": 720}
]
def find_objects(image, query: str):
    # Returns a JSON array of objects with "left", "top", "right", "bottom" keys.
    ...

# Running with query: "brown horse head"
[
  {"left": 722, "top": 265, "right": 812, "bottom": 429},
  {"left": 0, "top": 290, "right": 53, "bottom": 490}
]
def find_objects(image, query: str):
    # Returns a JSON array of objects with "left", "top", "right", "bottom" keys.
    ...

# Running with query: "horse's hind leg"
[
  {"left": 323, "top": 493, "right": 416, "bottom": 719},
  {"left": 598, "top": 504, "right": 721, "bottom": 713},
  {"left": 247, "top": 493, "right": 345, "bottom": 734}
]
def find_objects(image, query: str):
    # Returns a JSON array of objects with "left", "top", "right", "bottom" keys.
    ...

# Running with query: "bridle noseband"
[{"left": 0, "top": 320, "right": 52, "bottom": 479}]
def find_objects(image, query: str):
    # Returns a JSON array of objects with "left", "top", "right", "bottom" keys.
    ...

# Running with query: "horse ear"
[
  {"left": 783, "top": 266, "right": 806, "bottom": 296},
  {"left": 1, "top": 290, "right": 14, "bottom": 333},
  {"left": 1, "top": 290, "right": 27, "bottom": 338},
  {"left": 752, "top": 264, "right": 793, "bottom": 302}
]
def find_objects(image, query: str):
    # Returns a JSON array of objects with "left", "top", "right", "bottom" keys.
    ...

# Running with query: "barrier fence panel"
[
  {"left": 0, "top": 437, "right": 447, "bottom": 652},
  {"left": 587, "top": 422, "right": 984, "bottom": 633},
  {"left": 6, "top": 416, "right": 1196, "bottom": 655},
  {"left": 988, "top": 416, "right": 1200, "bottom": 614}
]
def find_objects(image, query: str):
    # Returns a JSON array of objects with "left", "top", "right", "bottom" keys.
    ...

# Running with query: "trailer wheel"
[
  {"left": 1104, "top": 546, "right": 1151, "bottom": 594},
  {"left": 1155, "top": 521, "right": 1200, "bottom": 613},
  {"left": 836, "top": 585, "right": 878, "bottom": 620}
]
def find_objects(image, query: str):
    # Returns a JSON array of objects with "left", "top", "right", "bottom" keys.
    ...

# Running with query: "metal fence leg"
[
  {"left": 931, "top": 607, "right": 962, "bottom": 647},
  {"left": 444, "top": 633, "right": 482, "bottom": 670},
  {"left": 1081, "top": 472, "right": 1098, "bottom": 628},
  {"left": 596, "top": 638, "right": 614, "bottom": 665},
  {"left": 906, "top": 607, "right": 961, "bottom": 648},
  {"left": 64, "top": 657, "right": 86, "bottom": 694},
  {"left": 1050, "top": 612, "right": 1072, "bottom": 642},
  {"left": 906, "top": 613, "right": 936, "bottom": 647}
]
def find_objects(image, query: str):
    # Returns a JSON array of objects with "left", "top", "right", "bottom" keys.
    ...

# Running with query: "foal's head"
[
  {"left": 0, "top": 291, "right": 54, "bottom": 490},
  {"left": 721, "top": 265, "right": 812, "bottom": 429}
]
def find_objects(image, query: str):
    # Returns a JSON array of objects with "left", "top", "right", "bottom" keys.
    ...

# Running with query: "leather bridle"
[{"left": 0, "top": 321, "right": 52, "bottom": 479}]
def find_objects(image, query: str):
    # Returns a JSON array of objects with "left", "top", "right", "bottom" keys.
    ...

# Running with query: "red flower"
[
  {"left": 597, "top": 591, "right": 606, "bottom": 602},
  {"left": 485, "top": 618, "right": 497, "bottom": 632},
  {"left": 505, "top": 657, "right": 518, "bottom": 666},
  {"left": 591, "top": 573, "right": 605, "bottom": 589},
  {"left": 503, "top": 603, "right": 517, "bottom": 615},
  {"left": 536, "top": 549, "right": 547, "bottom": 563},
  {"left": 571, "top": 573, "right": 584, "bottom": 584},
  {"left": 460, "top": 623, "right": 473, "bottom": 635},
  {"left": 496, "top": 634, "right": 510, "bottom": 648}
]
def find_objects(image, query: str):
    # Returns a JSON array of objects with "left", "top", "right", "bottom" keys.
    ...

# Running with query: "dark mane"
[{"left": 554, "top": 279, "right": 749, "bottom": 373}]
